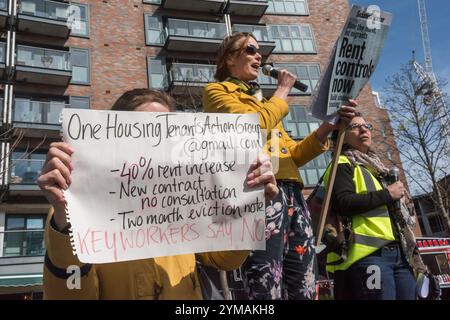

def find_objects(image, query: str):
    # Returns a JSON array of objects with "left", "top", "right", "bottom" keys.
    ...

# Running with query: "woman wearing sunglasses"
[
  {"left": 325, "top": 113, "right": 429, "bottom": 300},
  {"left": 202, "top": 32, "right": 356, "bottom": 300}
]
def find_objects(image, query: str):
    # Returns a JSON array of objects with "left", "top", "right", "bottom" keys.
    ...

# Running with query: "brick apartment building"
[{"left": 0, "top": 0, "right": 410, "bottom": 299}]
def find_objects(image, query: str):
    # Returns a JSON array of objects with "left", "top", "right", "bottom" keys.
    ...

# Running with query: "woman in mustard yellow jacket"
[
  {"left": 38, "top": 88, "right": 279, "bottom": 300},
  {"left": 203, "top": 32, "right": 356, "bottom": 300}
]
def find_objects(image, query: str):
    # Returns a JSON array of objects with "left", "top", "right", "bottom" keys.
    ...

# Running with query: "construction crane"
[{"left": 413, "top": 0, "right": 450, "bottom": 149}]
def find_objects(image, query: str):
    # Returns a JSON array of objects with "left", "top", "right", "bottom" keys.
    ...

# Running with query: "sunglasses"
[
  {"left": 346, "top": 123, "right": 374, "bottom": 131},
  {"left": 245, "top": 44, "right": 260, "bottom": 56}
]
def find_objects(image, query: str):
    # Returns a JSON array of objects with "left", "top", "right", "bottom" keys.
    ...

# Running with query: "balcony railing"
[
  {"left": 226, "top": 0, "right": 268, "bottom": 16},
  {"left": 16, "top": 45, "right": 70, "bottom": 71},
  {"left": 0, "top": 42, "right": 5, "bottom": 63},
  {"left": 162, "top": 0, "right": 225, "bottom": 14},
  {"left": 13, "top": 99, "right": 66, "bottom": 125},
  {"left": 232, "top": 24, "right": 270, "bottom": 42},
  {"left": 170, "top": 63, "right": 216, "bottom": 83},
  {"left": 9, "top": 158, "right": 45, "bottom": 185},
  {"left": 167, "top": 18, "right": 227, "bottom": 40},
  {"left": 1, "top": 230, "right": 45, "bottom": 257},
  {"left": 18, "top": 0, "right": 70, "bottom": 21}
]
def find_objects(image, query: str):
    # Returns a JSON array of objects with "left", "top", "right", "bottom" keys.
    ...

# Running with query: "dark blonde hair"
[
  {"left": 214, "top": 32, "right": 256, "bottom": 82},
  {"left": 111, "top": 88, "right": 175, "bottom": 112}
]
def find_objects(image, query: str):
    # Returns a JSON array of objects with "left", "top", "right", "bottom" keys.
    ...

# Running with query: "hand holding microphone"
[{"left": 387, "top": 167, "right": 405, "bottom": 211}]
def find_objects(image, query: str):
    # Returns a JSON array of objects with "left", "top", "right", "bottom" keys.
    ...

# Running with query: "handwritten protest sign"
[
  {"left": 61, "top": 109, "right": 265, "bottom": 264},
  {"left": 311, "top": 5, "right": 392, "bottom": 123}
]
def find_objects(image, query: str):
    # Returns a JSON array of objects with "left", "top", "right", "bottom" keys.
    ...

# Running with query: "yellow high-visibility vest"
[{"left": 324, "top": 155, "right": 395, "bottom": 272}]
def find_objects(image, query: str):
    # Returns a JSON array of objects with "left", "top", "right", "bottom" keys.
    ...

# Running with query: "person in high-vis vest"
[{"left": 324, "top": 113, "right": 428, "bottom": 300}]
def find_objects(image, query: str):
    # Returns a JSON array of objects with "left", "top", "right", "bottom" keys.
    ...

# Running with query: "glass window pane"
[
  {"left": 274, "top": 0, "right": 284, "bottom": 12},
  {"left": 274, "top": 39, "right": 282, "bottom": 51},
  {"left": 281, "top": 39, "right": 292, "bottom": 51},
  {"left": 71, "top": 50, "right": 88, "bottom": 67},
  {"left": 6, "top": 217, "right": 25, "bottom": 230},
  {"left": 297, "top": 66, "right": 309, "bottom": 79},
  {"left": 307, "top": 169, "right": 319, "bottom": 185},
  {"left": 293, "top": 107, "right": 306, "bottom": 120},
  {"left": 295, "top": 2, "right": 306, "bottom": 14},
  {"left": 303, "top": 39, "right": 314, "bottom": 52},
  {"left": 292, "top": 39, "right": 303, "bottom": 51},
  {"left": 72, "top": 66, "right": 88, "bottom": 83},
  {"left": 291, "top": 26, "right": 301, "bottom": 38},
  {"left": 285, "top": 1, "right": 295, "bottom": 12},
  {"left": 309, "top": 122, "right": 319, "bottom": 132},
  {"left": 298, "top": 123, "right": 309, "bottom": 137},
  {"left": 270, "top": 26, "right": 280, "bottom": 38},
  {"left": 279, "top": 26, "right": 289, "bottom": 38},
  {"left": 284, "top": 122, "right": 298, "bottom": 137},
  {"left": 147, "top": 16, "right": 159, "bottom": 29},
  {"left": 3, "top": 232, "right": 24, "bottom": 256},
  {"left": 301, "top": 25, "right": 312, "bottom": 38},
  {"left": 26, "top": 230, "right": 45, "bottom": 256},
  {"left": 26, "top": 217, "right": 44, "bottom": 229},
  {"left": 309, "top": 65, "right": 320, "bottom": 79},
  {"left": 70, "top": 97, "right": 90, "bottom": 109},
  {"left": 47, "top": 102, "right": 64, "bottom": 124},
  {"left": 299, "top": 169, "right": 307, "bottom": 183}
]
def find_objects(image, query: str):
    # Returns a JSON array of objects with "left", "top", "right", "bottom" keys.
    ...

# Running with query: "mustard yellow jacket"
[
  {"left": 43, "top": 210, "right": 248, "bottom": 300},
  {"left": 203, "top": 81, "right": 329, "bottom": 185}
]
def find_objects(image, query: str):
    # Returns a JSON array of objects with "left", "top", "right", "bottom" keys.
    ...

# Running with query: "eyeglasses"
[
  {"left": 346, "top": 123, "right": 374, "bottom": 131},
  {"left": 245, "top": 44, "right": 260, "bottom": 56}
]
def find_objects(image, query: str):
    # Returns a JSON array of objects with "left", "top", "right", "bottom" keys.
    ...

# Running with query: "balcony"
[
  {"left": 225, "top": 0, "right": 268, "bottom": 17},
  {"left": 12, "top": 98, "right": 65, "bottom": 138},
  {"left": 169, "top": 63, "right": 215, "bottom": 95},
  {"left": 0, "top": 42, "right": 5, "bottom": 79},
  {"left": 232, "top": 24, "right": 275, "bottom": 56},
  {"left": 17, "top": 0, "right": 71, "bottom": 38},
  {"left": 165, "top": 18, "right": 227, "bottom": 53},
  {"left": 9, "top": 156, "right": 45, "bottom": 194},
  {"left": 0, "top": 229, "right": 44, "bottom": 293},
  {"left": 0, "top": 0, "right": 8, "bottom": 30},
  {"left": 162, "top": 0, "right": 225, "bottom": 14},
  {"left": 15, "top": 45, "right": 71, "bottom": 86}
]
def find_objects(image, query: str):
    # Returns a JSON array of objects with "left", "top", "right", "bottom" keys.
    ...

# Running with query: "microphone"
[
  {"left": 262, "top": 65, "right": 309, "bottom": 92},
  {"left": 388, "top": 167, "right": 401, "bottom": 212}
]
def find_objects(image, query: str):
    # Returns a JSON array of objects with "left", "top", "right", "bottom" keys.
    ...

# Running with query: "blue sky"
[{"left": 348, "top": 0, "right": 450, "bottom": 95}]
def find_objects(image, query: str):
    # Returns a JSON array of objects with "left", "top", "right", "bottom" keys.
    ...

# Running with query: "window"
[
  {"left": 282, "top": 105, "right": 329, "bottom": 186},
  {"left": 267, "top": 0, "right": 309, "bottom": 15},
  {"left": 143, "top": 0, "right": 161, "bottom": 4},
  {"left": 69, "top": 3, "right": 90, "bottom": 37},
  {"left": 300, "top": 153, "right": 331, "bottom": 186},
  {"left": 282, "top": 105, "right": 321, "bottom": 139},
  {"left": 145, "top": 15, "right": 165, "bottom": 45},
  {"left": 70, "top": 48, "right": 90, "bottom": 84},
  {"left": 3, "top": 215, "right": 46, "bottom": 257},
  {"left": 428, "top": 214, "right": 445, "bottom": 234},
  {"left": 9, "top": 150, "right": 46, "bottom": 185},
  {"left": 269, "top": 24, "right": 316, "bottom": 53},
  {"left": 70, "top": 96, "right": 91, "bottom": 109},
  {"left": 275, "top": 63, "right": 320, "bottom": 94},
  {"left": 147, "top": 57, "right": 167, "bottom": 90}
]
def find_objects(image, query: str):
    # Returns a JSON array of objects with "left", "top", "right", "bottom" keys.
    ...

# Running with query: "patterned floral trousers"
[{"left": 240, "top": 181, "right": 317, "bottom": 300}]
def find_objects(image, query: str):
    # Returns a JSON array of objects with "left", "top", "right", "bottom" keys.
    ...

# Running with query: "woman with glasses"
[
  {"left": 325, "top": 113, "right": 428, "bottom": 300},
  {"left": 202, "top": 32, "right": 356, "bottom": 300}
]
